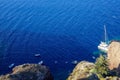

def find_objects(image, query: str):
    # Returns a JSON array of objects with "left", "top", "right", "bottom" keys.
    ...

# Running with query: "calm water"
[{"left": 0, "top": 0, "right": 120, "bottom": 79}]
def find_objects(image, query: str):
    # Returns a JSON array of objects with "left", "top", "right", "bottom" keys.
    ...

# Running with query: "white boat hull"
[
  {"left": 98, "top": 42, "right": 108, "bottom": 53},
  {"left": 98, "top": 45, "right": 108, "bottom": 53}
]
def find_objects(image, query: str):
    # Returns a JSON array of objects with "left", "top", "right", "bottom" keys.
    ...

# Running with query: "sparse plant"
[{"left": 92, "top": 55, "right": 110, "bottom": 78}]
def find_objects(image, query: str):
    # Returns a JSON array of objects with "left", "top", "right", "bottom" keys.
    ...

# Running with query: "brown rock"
[
  {"left": 67, "top": 61, "right": 98, "bottom": 80},
  {"left": 107, "top": 41, "right": 120, "bottom": 70},
  {"left": 0, "top": 63, "right": 53, "bottom": 80}
]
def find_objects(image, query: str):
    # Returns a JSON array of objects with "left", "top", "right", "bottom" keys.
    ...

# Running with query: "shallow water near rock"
[{"left": 0, "top": 0, "right": 120, "bottom": 79}]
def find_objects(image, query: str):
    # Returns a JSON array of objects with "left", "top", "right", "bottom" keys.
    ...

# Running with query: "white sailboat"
[{"left": 98, "top": 25, "right": 109, "bottom": 53}]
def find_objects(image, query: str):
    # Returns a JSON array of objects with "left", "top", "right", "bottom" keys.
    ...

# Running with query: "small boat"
[
  {"left": 65, "top": 61, "right": 68, "bottom": 64},
  {"left": 72, "top": 60, "right": 78, "bottom": 65},
  {"left": 92, "top": 56, "right": 96, "bottom": 59},
  {"left": 98, "top": 25, "right": 109, "bottom": 53},
  {"left": 54, "top": 61, "right": 58, "bottom": 64},
  {"left": 38, "top": 61, "right": 43, "bottom": 65},
  {"left": 34, "top": 54, "right": 41, "bottom": 57},
  {"left": 8, "top": 63, "right": 15, "bottom": 68}
]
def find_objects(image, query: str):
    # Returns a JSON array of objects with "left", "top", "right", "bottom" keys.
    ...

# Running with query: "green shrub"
[{"left": 92, "top": 55, "right": 110, "bottom": 78}]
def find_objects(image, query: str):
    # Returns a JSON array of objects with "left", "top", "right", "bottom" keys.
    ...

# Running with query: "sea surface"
[{"left": 0, "top": 0, "right": 120, "bottom": 80}]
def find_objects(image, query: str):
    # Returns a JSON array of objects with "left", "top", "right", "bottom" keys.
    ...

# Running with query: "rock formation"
[
  {"left": 0, "top": 63, "right": 53, "bottom": 80},
  {"left": 67, "top": 41, "right": 120, "bottom": 80},
  {"left": 67, "top": 61, "right": 98, "bottom": 80},
  {"left": 107, "top": 41, "right": 120, "bottom": 70}
]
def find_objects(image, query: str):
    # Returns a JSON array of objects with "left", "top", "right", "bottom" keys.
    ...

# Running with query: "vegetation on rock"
[{"left": 92, "top": 55, "right": 110, "bottom": 78}]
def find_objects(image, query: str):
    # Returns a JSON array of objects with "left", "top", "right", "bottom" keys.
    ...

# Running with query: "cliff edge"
[
  {"left": 67, "top": 41, "right": 120, "bottom": 80},
  {"left": 108, "top": 41, "right": 120, "bottom": 70},
  {"left": 67, "top": 61, "right": 98, "bottom": 80},
  {"left": 0, "top": 63, "right": 53, "bottom": 80}
]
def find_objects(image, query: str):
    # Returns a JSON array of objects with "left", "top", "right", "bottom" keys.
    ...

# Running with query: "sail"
[
  {"left": 97, "top": 25, "right": 109, "bottom": 53},
  {"left": 104, "top": 25, "right": 108, "bottom": 44}
]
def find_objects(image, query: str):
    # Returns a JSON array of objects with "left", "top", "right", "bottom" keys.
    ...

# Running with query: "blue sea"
[{"left": 0, "top": 0, "right": 120, "bottom": 79}]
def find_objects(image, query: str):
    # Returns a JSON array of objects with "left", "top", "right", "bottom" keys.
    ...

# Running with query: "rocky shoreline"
[
  {"left": 0, "top": 64, "right": 53, "bottom": 80},
  {"left": 1, "top": 41, "right": 120, "bottom": 80},
  {"left": 67, "top": 41, "right": 120, "bottom": 80}
]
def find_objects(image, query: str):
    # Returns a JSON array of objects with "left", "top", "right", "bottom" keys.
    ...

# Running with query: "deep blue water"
[{"left": 0, "top": 0, "right": 120, "bottom": 79}]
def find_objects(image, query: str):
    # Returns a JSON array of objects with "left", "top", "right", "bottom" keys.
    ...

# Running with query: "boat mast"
[{"left": 104, "top": 25, "right": 107, "bottom": 43}]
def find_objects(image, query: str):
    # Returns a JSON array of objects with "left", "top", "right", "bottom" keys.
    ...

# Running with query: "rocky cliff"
[
  {"left": 107, "top": 41, "right": 120, "bottom": 70},
  {"left": 67, "top": 41, "right": 120, "bottom": 80},
  {"left": 0, "top": 63, "right": 53, "bottom": 80},
  {"left": 67, "top": 61, "right": 98, "bottom": 80}
]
